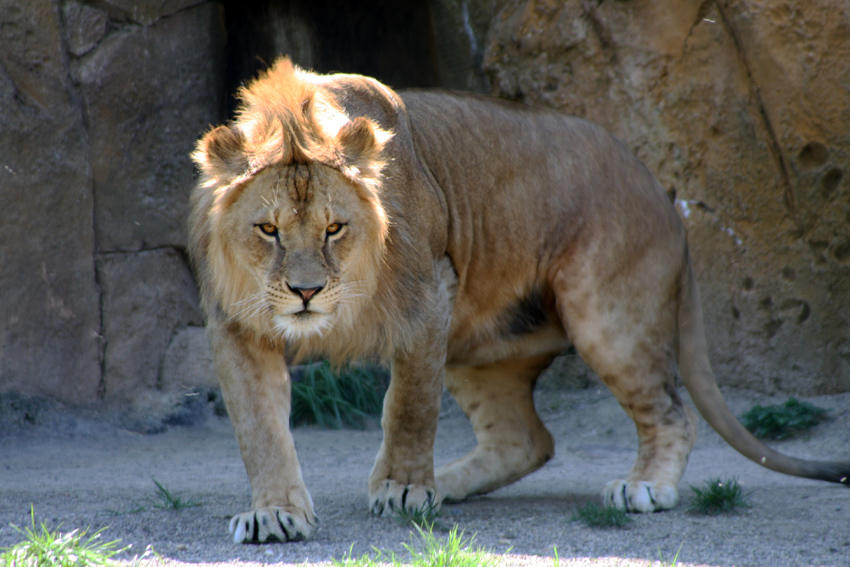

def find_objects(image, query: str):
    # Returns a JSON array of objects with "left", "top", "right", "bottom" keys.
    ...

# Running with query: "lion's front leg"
[
  {"left": 208, "top": 322, "right": 318, "bottom": 543},
  {"left": 368, "top": 342, "right": 444, "bottom": 517}
]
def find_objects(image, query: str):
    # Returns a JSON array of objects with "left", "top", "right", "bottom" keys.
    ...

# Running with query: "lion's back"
[
  {"left": 400, "top": 91, "right": 673, "bottom": 229},
  {"left": 399, "top": 90, "right": 681, "bottom": 272}
]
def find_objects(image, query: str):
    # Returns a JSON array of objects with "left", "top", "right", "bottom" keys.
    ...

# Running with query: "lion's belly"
[
  {"left": 447, "top": 327, "right": 569, "bottom": 367},
  {"left": 445, "top": 302, "right": 569, "bottom": 367}
]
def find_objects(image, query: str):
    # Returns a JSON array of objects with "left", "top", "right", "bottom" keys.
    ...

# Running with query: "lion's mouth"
[{"left": 272, "top": 310, "right": 333, "bottom": 341}]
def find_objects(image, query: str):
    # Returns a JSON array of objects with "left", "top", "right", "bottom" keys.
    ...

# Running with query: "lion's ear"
[
  {"left": 193, "top": 125, "right": 249, "bottom": 179},
  {"left": 336, "top": 117, "right": 392, "bottom": 182}
]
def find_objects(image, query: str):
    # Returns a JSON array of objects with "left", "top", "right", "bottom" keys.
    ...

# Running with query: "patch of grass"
[
  {"left": 403, "top": 524, "right": 498, "bottom": 567},
  {"left": 571, "top": 502, "right": 632, "bottom": 528},
  {"left": 688, "top": 477, "right": 750, "bottom": 515},
  {"left": 332, "top": 524, "right": 497, "bottom": 567},
  {"left": 290, "top": 361, "right": 388, "bottom": 429},
  {"left": 150, "top": 479, "right": 200, "bottom": 510},
  {"left": 332, "top": 546, "right": 385, "bottom": 567},
  {"left": 657, "top": 542, "right": 685, "bottom": 567},
  {"left": 104, "top": 505, "right": 146, "bottom": 516},
  {"left": 740, "top": 398, "right": 829, "bottom": 440},
  {"left": 0, "top": 507, "right": 128, "bottom": 567}
]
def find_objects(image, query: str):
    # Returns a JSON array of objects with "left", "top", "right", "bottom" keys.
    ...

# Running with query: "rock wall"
[
  {"left": 1, "top": 0, "right": 848, "bottom": 418},
  {"left": 0, "top": 0, "right": 224, "bottom": 418},
  {"left": 0, "top": 0, "right": 102, "bottom": 405},
  {"left": 477, "top": 0, "right": 850, "bottom": 394}
]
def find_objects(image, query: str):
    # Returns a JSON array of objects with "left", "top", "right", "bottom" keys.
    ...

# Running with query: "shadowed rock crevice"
[{"left": 713, "top": 1, "right": 800, "bottom": 231}]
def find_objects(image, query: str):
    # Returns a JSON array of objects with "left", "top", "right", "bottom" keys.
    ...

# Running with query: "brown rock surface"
[
  {"left": 0, "top": 0, "right": 102, "bottom": 404},
  {"left": 75, "top": 1, "right": 225, "bottom": 252},
  {"left": 482, "top": 0, "right": 850, "bottom": 394},
  {"left": 160, "top": 325, "right": 216, "bottom": 394},
  {"left": 97, "top": 248, "right": 202, "bottom": 400},
  {"left": 1, "top": 0, "right": 224, "bottom": 412}
]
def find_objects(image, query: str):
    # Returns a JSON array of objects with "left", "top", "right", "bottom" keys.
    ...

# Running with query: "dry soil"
[{"left": 2, "top": 384, "right": 849, "bottom": 567}]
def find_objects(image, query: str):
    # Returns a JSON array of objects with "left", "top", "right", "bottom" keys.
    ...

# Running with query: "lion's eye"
[
  {"left": 257, "top": 223, "right": 277, "bottom": 237},
  {"left": 326, "top": 223, "right": 344, "bottom": 236}
]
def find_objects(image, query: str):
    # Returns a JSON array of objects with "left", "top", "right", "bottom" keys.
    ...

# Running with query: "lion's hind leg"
[
  {"left": 579, "top": 335, "right": 696, "bottom": 513},
  {"left": 436, "top": 355, "right": 555, "bottom": 502},
  {"left": 600, "top": 385, "right": 698, "bottom": 513},
  {"left": 553, "top": 256, "right": 697, "bottom": 513}
]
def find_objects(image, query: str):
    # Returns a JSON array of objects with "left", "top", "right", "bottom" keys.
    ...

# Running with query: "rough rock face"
[
  {"left": 0, "top": 0, "right": 225, "bottom": 414},
  {"left": 0, "top": 0, "right": 102, "bottom": 405},
  {"left": 480, "top": 0, "right": 850, "bottom": 394},
  {"left": 97, "top": 249, "right": 203, "bottom": 399},
  {"left": 74, "top": 1, "right": 225, "bottom": 253}
]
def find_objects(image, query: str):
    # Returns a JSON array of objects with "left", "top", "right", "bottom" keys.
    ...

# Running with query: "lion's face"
[
  {"left": 210, "top": 162, "right": 387, "bottom": 341},
  {"left": 190, "top": 62, "right": 393, "bottom": 345}
]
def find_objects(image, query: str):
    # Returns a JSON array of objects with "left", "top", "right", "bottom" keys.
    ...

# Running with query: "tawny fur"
[{"left": 189, "top": 58, "right": 850, "bottom": 543}]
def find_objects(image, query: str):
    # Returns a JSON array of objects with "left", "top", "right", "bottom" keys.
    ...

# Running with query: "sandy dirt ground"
[{"left": 2, "top": 383, "right": 849, "bottom": 567}]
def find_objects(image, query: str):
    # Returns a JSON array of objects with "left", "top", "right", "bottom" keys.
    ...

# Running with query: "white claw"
[{"left": 230, "top": 515, "right": 248, "bottom": 543}]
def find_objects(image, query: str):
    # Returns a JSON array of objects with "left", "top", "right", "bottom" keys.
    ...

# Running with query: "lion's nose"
[{"left": 288, "top": 285, "right": 323, "bottom": 303}]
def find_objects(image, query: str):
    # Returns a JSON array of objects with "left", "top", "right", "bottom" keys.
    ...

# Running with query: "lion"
[{"left": 189, "top": 58, "right": 849, "bottom": 543}]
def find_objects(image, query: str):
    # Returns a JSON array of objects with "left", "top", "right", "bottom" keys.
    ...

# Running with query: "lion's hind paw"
[
  {"left": 369, "top": 479, "right": 439, "bottom": 518},
  {"left": 603, "top": 479, "right": 678, "bottom": 513},
  {"left": 229, "top": 507, "right": 319, "bottom": 543}
]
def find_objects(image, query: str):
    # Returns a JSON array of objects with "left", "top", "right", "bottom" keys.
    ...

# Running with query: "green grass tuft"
[
  {"left": 332, "top": 523, "right": 496, "bottom": 567},
  {"left": 688, "top": 477, "right": 750, "bottom": 515},
  {"left": 403, "top": 524, "right": 498, "bottom": 567},
  {"left": 150, "top": 479, "right": 200, "bottom": 510},
  {"left": 0, "top": 507, "right": 129, "bottom": 567},
  {"left": 571, "top": 502, "right": 632, "bottom": 528},
  {"left": 657, "top": 542, "right": 685, "bottom": 567},
  {"left": 104, "top": 505, "right": 146, "bottom": 516},
  {"left": 290, "top": 361, "right": 388, "bottom": 430},
  {"left": 331, "top": 546, "right": 386, "bottom": 567},
  {"left": 740, "top": 398, "right": 829, "bottom": 440}
]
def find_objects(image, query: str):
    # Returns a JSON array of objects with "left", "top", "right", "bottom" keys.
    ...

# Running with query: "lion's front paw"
[
  {"left": 603, "top": 479, "right": 678, "bottom": 513},
  {"left": 369, "top": 479, "right": 439, "bottom": 518},
  {"left": 228, "top": 507, "right": 319, "bottom": 543}
]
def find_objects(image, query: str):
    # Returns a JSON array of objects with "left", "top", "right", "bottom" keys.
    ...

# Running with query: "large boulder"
[
  {"left": 160, "top": 325, "right": 217, "bottom": 394},
  {"left": 97, "top": 248, "right": 211, "bottom": 432}
]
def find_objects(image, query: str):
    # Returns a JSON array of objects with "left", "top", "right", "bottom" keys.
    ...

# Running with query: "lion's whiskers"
[{"left": 231, "top": 292, "right": 270, "bottom": 323}]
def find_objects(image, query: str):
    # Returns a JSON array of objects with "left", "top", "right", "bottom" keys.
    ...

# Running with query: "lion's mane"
[{"left": 188, "top": 59, "right": 421, "bottom": 362}]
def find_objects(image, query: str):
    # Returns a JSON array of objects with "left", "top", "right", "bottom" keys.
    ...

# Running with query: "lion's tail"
[{"left": 677, "top": 249, "right": 850, "bottom": 486}]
